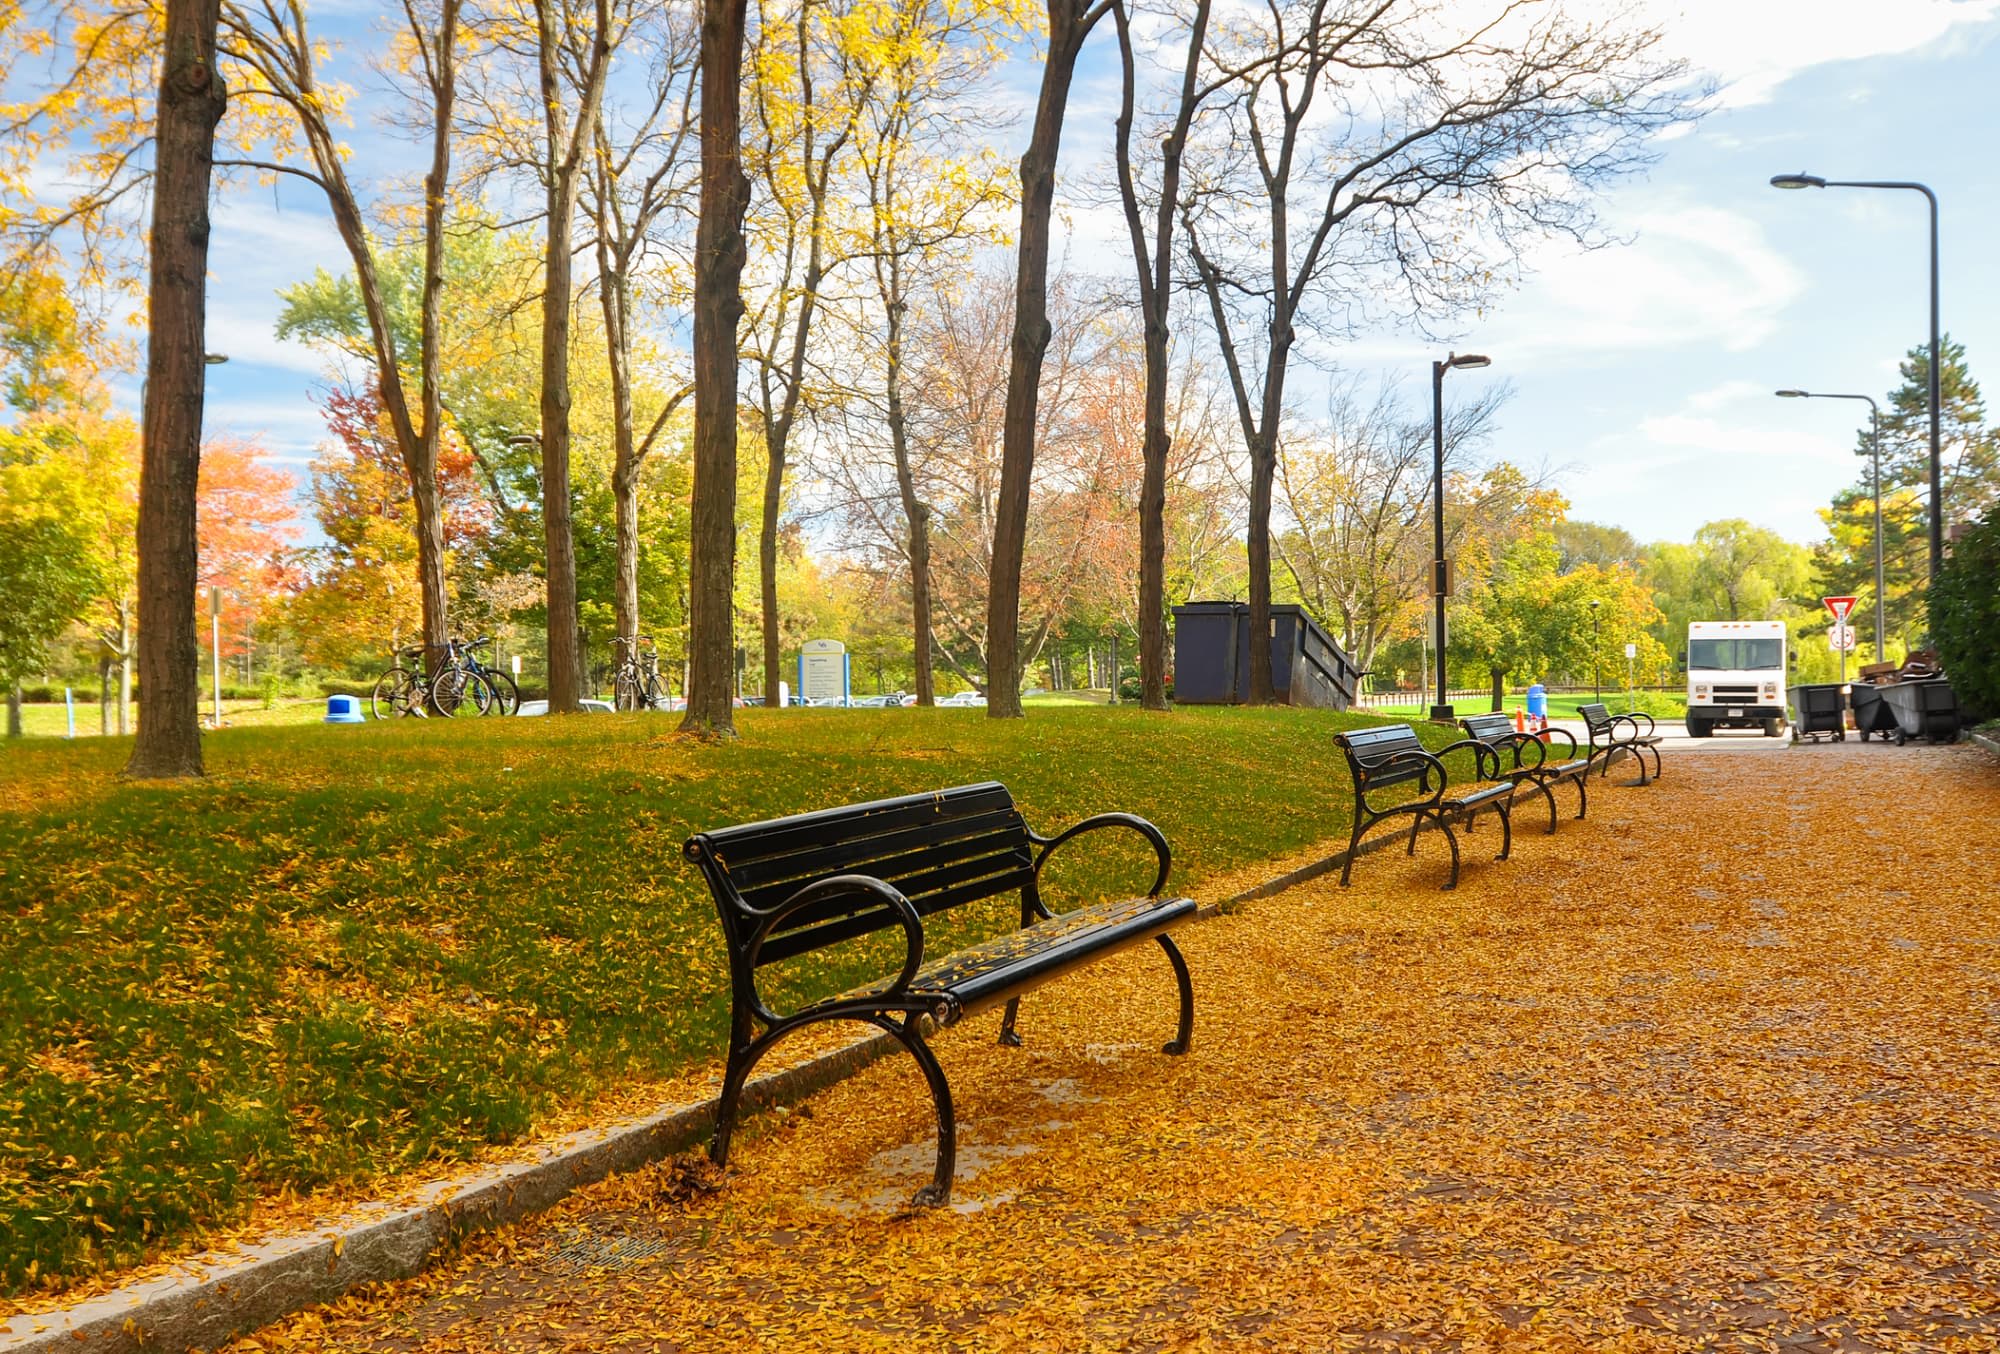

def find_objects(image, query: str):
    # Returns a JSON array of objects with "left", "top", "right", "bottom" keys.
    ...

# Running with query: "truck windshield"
[{"left": 1689, "top": 638, "right": 1783, "bottom": 670}]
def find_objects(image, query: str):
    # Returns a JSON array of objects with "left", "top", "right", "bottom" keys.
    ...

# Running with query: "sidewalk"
[{"left": 242, "top": 739, "right": 2000, "bottom": 1352}]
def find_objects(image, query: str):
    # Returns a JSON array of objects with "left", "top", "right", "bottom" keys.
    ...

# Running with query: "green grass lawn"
[
  {"left": 7, "top": 698, "right": 332, "bottom": 740},
  {"left": 0, "top": 703, "right": 1495, "bottom": 1297}
]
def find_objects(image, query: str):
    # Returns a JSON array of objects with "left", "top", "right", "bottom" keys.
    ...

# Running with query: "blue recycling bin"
[
  {"left": 1525, "top": 683, "right": 1548, "bottom": 722},
  {"left": 324, "top": 694, "right": 364, "bottom": 724}
]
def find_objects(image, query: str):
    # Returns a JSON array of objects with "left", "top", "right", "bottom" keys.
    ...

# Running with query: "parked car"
[
  {"left": 853, "top": 693, "right": 906, "bottom": 707},
  {"left": 937, "top": 691, "right": 987, "bottom": 707},
  {"left": 515, "top": 698, "right": 617, "bottom": 717}
]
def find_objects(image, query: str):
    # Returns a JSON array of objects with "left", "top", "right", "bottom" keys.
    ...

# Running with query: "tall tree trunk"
[
  {"left": 681, "top": 0, "right": 749, "bottom": 736},
  {"left": 760, "top": 451, "right": 783, "bottom": 706},
  {"left": 987, "top": 0, "right": 1104, "bottom": 720},
  {"left": 600, "top": 245, "right": 643, "bottom": 650},
  {"left": 885, "top": 296, "right": 936, "bottom": 707},
  {"left": 537, "top": 0, "right": 613, "bottom": 715},
  {"left": 99, "top": 655, "right": 112, "bottom": 734},
  {"left": 6, "top": 681, "right": 19, "bottom": 738},
  {"left": 1113, "top": 0, "right": 1207, "bottom": 713},
  {"left": 1244, "top": 430, "right": 1277, "bottom": 704},
  {"left": 126, "top": 0, "right": 225, "bottom": 779}
]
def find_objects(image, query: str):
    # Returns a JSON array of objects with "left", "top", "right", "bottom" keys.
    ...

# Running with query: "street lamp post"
[
  {"left": 1775, "top": 389, "right": 1887, "bottom": 658},
  {"left": 1589, "top": 599, "right": 1602, "bottom": 703},
  {"left": 1430, "top": 351, "right": 1492, "bottom": 722},
  {"left": 1771, "top": 173, "right": 1943, "bottom": 578}
]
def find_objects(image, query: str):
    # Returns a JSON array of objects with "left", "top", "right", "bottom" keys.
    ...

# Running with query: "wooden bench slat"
[
  {"left": 734, "top": 823, "right": 1032, "bottom": 911},
  {"left": 721, "top": 806, "right": 1029, "bottom": 891},
  {"left": 703, "top": 782, "right": 1019, "bottom": 866}
]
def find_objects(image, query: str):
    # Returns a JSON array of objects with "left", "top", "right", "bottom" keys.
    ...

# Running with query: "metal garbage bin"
[
  {"left": 1787, "top": 683, "right": 1845, "bottom": 743},
  {"left": 1876, "top": 678, "right": 1960, "bottom": 746},
  {"left": 1848, "top": 683, "right": 1899, "bottom": 742}
]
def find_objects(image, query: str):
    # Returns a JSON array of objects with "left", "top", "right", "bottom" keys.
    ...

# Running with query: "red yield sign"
[{"left": 1823, "top": 595, "right": 1858, "bottom": 622}]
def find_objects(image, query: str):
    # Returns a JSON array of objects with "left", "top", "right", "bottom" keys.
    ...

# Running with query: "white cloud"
[
  {"left": 1478, "top": 202, "right": 1805, "bottom": 362},
  {"left": 1622, "top": 0, "right": 2000, "bottom": 108}
]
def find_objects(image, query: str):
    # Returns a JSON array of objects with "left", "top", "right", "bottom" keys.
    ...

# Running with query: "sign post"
[
  {"left": 797, "top": 638, "right": 851, "bottom": 708},
  {"left": 1823, "top": 595, "right": 1857, "bottom": 683}
]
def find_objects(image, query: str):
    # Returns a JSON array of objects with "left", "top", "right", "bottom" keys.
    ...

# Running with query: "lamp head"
[
  {"left": 1590, "top": 599, "right": 1601, "bottom": 610},
  {"left": 1770, "top": 172, "right": 1826, "bottom": 191},
  {"left": 1775, "top": 389, "right": 1810, "bottom": 399},
  {"left": 1449, "top": 353, "right": 1492, "bottom": 370}
]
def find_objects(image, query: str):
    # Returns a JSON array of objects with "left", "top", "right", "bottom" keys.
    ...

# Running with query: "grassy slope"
[{"left": 0, "top": 704, "right": 1493, "bottom": 1294}]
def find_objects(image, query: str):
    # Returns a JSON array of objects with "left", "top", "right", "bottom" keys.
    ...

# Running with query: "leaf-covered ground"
[
  {"left": 239, "top": 737, "right": 2000, "bottom": 1352},
  {"left": 2, "top": 704, "right": 1470, "bottom": 1298}
]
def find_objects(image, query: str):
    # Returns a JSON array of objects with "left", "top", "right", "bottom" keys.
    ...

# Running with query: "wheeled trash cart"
[
  {"left": 1788, "top": 683, "right": 1846, "bottom": 743},
  {"left": 1876, "top": 678, "right": 1960, "bottom": 746}
]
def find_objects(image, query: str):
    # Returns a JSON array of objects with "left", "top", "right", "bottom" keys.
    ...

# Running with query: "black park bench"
[
  {"left": 1579, "top": 702, "right": 1663, "bottom": 787},
  {"left": 1333, "top": 723, "right": 1516, "bottom": 891},
  {"left": 683, "top": 782, "right": 1197, "bottom": 1207},
  {"left": 1457, "top": 712, "right": 1594, "bottom": 831}
]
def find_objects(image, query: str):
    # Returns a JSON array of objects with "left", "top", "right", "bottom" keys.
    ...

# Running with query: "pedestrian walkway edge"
[{"left": 1, "top": 758, "right": 1633, "bottom": 1354}]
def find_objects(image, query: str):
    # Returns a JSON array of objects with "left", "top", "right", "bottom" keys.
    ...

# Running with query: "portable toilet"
[
  {"left": 324, "top": 694, "right": 365, "bottom": 724},
  {"left": 1525, "top": 682, "right": 1548, "bottom": 730}
]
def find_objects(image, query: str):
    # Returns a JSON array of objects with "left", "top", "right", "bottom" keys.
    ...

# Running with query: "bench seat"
[
  {"left": 1457, "top": 712, "right": 1595, "bottom": 830},
  {"left": 833, "top": 893, "right": 1200, "bottom": 1015}
]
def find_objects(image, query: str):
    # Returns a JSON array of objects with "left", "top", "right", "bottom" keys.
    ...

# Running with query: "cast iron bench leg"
[
  {"left": 1157, "top": 933, "right": 1194, "bottom": 1056},
  {"left": 873, "top": 1013, "right": 956, "bottom": 1209},
  {"left": 998, "top": 997, "right": 1023, "bottom": 1048}
]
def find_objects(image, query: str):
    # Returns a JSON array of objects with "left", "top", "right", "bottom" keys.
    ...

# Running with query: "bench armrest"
[
  {"left": 1622, "top": 712, "right": 1657, "bottom": 735},
  {"left": 744, "top": 874, "right": 926, "bottom": 997},
  {"left": 1031, "top": 813, "right": 1171, "bottom": 899},
  {"left": 1354, "top": 748, "right": 1448, "bottom": 806},
  {"left": 1434, "top": 736, "right": 1501, "bottom": 782},
  {"left": 1538, "top": 726, "right": 1580, "bottom": 758}
]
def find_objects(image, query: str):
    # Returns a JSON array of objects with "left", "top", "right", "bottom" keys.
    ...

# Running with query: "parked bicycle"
[
  {"left": 610, "top": 634, "right": 668, "bottom": 712},
  {"left": 451, "top": 636, "right": 519, "bottom": 715},
  {"left": 369, "top": 639, "right": 498, "bottom": 719}
]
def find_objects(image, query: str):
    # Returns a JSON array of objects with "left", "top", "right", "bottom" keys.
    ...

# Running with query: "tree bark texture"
[
  {"left": 681, "top": 0, "right": 749, "bottom": 735},
  {"left": 537, "top": 0, "right": 614, "bottom": 714},
  {"left": 987, "top": 0, "right": 1105, "bottom": 719},
  {"left": 1113, "top": 0, "right": 1208, "bottom": 712},
  {"left": 884, "top": 283, "right": 936, "bottom": 706},
  {"left": 125, "top": 0, "right": 225, "bottom": 779}
]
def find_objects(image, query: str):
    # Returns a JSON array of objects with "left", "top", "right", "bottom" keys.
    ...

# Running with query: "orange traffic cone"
[{"left": 1513, "top": 708, "right": 1526, "bottom": 734}]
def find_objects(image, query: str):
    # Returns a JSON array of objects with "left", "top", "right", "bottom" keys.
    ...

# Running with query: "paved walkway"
[{"left": 243, "top": 739, "right": 2000, "bottom": 1352}]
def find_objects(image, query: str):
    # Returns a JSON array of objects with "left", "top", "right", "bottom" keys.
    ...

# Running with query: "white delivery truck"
[{"left": 1683, "top": 620, "right": 1788, "bottom": 738}]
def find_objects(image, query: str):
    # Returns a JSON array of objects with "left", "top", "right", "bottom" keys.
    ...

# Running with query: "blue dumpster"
[
  {"left": 324, "top": 694, "right": 364, "bottom": 724},
  {"left": 1525, "top": 683, "right": 1548, "bottom": 724}
]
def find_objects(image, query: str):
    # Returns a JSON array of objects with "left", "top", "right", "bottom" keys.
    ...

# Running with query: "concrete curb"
[
  {"left": 1970, "top": 728, "right": 2000, "bottom": 762},
  {"left": 1, "top": 751, "right": 1638, "bottom": 1354}
]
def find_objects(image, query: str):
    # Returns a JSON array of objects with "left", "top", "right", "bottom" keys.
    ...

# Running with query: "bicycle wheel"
[
  {"left": 613, "top": 667, "right": 642, "bottom": 712},
  {"left": 430, "top": 667, "right": 490, "bottom": 717},
  {"left": 483, "top": 668, "right": 520, "bottom": 715},
  {"left": 371, "top": 667, "right": 416, "bottom": 719},
  {"left": 641, "top": 672, "right": 667, "bottom": 711}
]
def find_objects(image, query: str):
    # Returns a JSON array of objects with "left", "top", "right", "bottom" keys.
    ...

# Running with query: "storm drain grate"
[{"left": 540, "top": 1227, "right": 670, "bottom": 1275}]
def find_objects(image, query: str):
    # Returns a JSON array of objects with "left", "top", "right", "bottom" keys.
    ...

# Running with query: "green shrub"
[
  {"left": 1931, "top": 512, "right": 2000, "bottom": 721},
  {"left": 1116, "top": 672, "right": 1174, "bottom": 701}
]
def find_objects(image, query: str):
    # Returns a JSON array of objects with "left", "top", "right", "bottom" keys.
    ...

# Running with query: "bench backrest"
[
  {"left": 684, "top": 782, "right": 1033, "bottom": 967},
  {"left": 1578, "top": 702, "right": 1613, "bottom": 733},
  {"left": 1459, "top": 712, "right": 1514, "bottom": 745},
  {"left": 1334, "top": 723, "right": 1429, "bottom": 791}
]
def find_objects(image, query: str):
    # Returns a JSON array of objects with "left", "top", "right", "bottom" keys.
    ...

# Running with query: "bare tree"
[
  {"left": 219, "top": 0, "right": 467, "bottom": 696},
  {"left": 126, "top": 0, "right": 226, "bottom": 778},
  {"left": 1182, "top": 0, "right": 1694, "bottom": 702},
  {"left": 986, "top": 0, "right": 1115, "bottom": 718},
  {"left": 1272, "top": 376, "right": 1505, "bottom": 676},
  {"left": 1111, "top": 0, "right": 1219, "bottom": 710},
  {"left": 681, "top": 0, "right": 750, "bottom": 735},
  {"left": 583, "top": 14, "right": 698, "bottom": 657}
]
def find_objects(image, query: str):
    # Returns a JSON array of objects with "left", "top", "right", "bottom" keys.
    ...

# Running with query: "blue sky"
[{"left": 175, "top": 0, "right": 2000, "bottom": 549}]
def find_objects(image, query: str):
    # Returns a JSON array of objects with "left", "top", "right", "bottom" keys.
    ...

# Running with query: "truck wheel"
[
  {"left": 1763, "top": 718, "right": 1783, "bottom": 738},
  {"left": 1687, "top": 717, "right": 1710, "bottom": 739}
]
